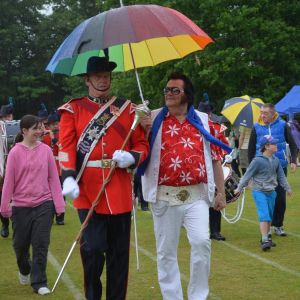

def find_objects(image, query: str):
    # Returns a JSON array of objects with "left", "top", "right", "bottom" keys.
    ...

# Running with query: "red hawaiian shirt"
[
  {"left": 158, "top": 114, "right": 223, "bottom": 187},
  {"left": 209, "top": 119, "right": 229, "bottom": 158}
]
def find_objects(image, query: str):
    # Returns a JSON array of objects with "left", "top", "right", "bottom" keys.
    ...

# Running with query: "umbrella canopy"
[
  {"left": 221, "top": 95, "right": 264, "bottom": 128},
  {"left": 46, "top": 4, "right": 213, "bottom": 75}
]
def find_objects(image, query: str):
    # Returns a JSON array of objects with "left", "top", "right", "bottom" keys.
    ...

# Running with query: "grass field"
[{"left": 0, "top": 170, "right": 299, "bottom": 299}]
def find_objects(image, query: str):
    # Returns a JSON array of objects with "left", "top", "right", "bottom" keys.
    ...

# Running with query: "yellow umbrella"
[{"left": 221, "top": 95, "right": 264, "bottom": 128}]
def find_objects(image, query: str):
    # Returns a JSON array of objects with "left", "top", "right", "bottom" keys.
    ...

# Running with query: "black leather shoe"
[
  {"left": 1, "top": 226, "right": 9, "bottom": 238},
  {"left": 210, "top": 232, "right": 226, "bottom": 241}
]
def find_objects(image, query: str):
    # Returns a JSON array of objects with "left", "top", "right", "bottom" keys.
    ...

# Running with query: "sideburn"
[{"left": 180, "top": 94, "right": 189, "bottom": 105}]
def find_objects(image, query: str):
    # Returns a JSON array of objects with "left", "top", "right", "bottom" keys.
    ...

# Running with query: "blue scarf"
[{"left": 138, "top": 105, "right": 232, "bottom": 175}]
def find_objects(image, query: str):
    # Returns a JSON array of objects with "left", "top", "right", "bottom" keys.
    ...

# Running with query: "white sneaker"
[
  {"left": 37, "top": 287, "right": 51, "bottom": 295},
  {"left": 274, "top": 226, "right": 287, "bottom": 236},
  {"left": 18, "top": 272, "right": 30, "bottom": 285}
]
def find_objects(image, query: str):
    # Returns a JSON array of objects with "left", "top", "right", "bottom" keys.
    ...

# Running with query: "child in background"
[
  {"left": 234, "top": 135, "right": 292, "bottom": 251},
  {"left": 0, "top": 115, "right": 65, "bottom": 295}
]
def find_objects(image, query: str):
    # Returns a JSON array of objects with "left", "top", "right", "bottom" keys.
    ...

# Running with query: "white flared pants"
[{"left": 152, "top": 200, "right": 211, "bottom": 300}]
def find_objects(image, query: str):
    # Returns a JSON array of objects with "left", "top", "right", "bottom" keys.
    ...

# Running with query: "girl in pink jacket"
[{"left": 0, "top": 114, "right": 65, "bottom": 295}]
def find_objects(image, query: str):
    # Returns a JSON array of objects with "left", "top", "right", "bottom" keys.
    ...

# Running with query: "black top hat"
[
  {"left": 86, "top": 56, "right": 117, "bottom": 74},
  {"left": 198, "top": 102, "right": 214, "bottom": 113},
  {"left": 0, "top": 104, "right": 13, "bottom": 117},
  {"left": 47, "top": 111, "right": 60, "bottom": 123}
]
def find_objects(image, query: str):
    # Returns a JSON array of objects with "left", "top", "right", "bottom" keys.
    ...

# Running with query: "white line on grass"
[
  {"left": 48, "top": 251, "right": 85, "bottom": 300},
  {"left": 238, "top": 216, "right": 300, "bottom": 238},
  {"left": 222, "top": 241, "right": 300, "bottom": 277}
]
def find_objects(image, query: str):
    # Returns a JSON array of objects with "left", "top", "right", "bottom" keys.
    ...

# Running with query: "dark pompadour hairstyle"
[{"left": 167, "top": 72, "right": 194, "bottom": 105}]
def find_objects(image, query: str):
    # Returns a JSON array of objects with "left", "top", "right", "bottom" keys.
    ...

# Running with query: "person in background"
[
  {"left": 198, "top": 101, "right": 229, "bottom": 241},
  {"left": 58, "top": 55, "right": 149, "bottom": 300},
  {"left": 37, "top": 103, "right": 49, "bottom": 135},
  {"left": 0, "top": 115, "right": 65, "bottom": 295},
  {"left": 0, "top": 104, "right": 14, "bottom": 121},
  {"left": 134, "top": 172, "right": 148, "bottom": 211},
  {"left": 42, "top": 111, "right": 64, "bottom": 225},
  {"left": 235, "top": 135, "right": 292, "bottom": 251},
  {"left": 238, "top": 125, "right": 252, "bottom": 174},
  {"left": 228, "top": 126, "right": 241, "bottom": 177},
  {"left": 139, "top": 72, "right": 230, "bottom": 300},
  {"left": 248, "top": 103, "right": 297, "bottom": 237},
  {"left": 0, "top": 103, "right": 14, "bottom": 238}
]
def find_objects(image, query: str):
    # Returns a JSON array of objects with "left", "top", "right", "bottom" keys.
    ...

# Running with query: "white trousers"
[{"left": 152, "top": 200, "right": 211, "bottom": 300}]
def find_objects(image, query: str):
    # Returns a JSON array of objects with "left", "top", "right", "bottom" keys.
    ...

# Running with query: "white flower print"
[
  {"left": 180, "top": 171, "right": 193, "bottom": 184},
  {"left": 159, "top": 174, "right": 170, "bottom": 184},
  {"left": 195, "top": 133, "right": 203, "bottom": 142},
  {"left": 166, "top": 124, "right": 180, "bottom": 137},
  {"left": 196, "top": 163, "right": 206, "bottom": 177},
  {"left": 168, "top": 156, "right": 182, "bottom": 171},
  {"left": 161, "top": 142, "right": 166, "bottom": 150},
  {"left": 181, "top": 137, "right": 195, "bottom": 149},
  {"left": 211, "top": 149, "right": 217, "bottom": 159}
]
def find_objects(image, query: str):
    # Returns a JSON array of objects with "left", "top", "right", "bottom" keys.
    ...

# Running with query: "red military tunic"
[
  {"left": 42, "top": 132, "right": 60, "bottom": 175},
  {"left": 58, "top": 96, "right": 149, "bottom": 215}
]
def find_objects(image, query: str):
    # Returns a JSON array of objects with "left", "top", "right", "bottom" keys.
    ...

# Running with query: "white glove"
[
  {"left": 62, "top": 176, "right": 80, "bottom": 199},
  {"left": 224, "top": 154, "right": 233, "bottom": 164},
  {"left": 112, "top": 150, "right": 135, "bottom": 168}
]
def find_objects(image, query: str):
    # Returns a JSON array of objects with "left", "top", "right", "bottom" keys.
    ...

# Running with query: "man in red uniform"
[
  {"left": 42, "top": 111, "right": 64, "bottom": 224},
  {"left": 198, "top": 102, "right": 229, "bottom": 241},
  {"left": 58, "top": 56, "right": 149, "bottom": 300}
]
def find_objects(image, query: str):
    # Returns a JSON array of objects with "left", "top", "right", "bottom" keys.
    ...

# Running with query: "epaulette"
[
  {"left": 130, "top": 102, "right": 136, "bottom": 114},
  {"left": 57, "top": 97, "right": 85, "bottom": 114}
]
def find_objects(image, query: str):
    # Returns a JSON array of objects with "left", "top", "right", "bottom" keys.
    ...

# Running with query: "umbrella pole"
[{"left": 128, "top": 43, "right": 147, "bottom": 106}]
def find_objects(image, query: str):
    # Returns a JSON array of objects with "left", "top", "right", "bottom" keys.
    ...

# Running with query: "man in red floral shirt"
[{"left": 139, "top": 73, "right": 230, "bottom": 300}]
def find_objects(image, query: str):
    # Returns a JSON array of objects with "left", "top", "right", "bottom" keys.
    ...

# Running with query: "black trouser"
[
  {"left": 209, "top": 208, "right": 221, "bottom": 234},
  {"left": 133, "top": 173, "right": 148, "bottom": 209},
  {"left": 231, "top": 159, "right": 241, "bottom": 178},
  {"left": 272, "top": 167, "right": 287, "bottom": 227},
  {"left": 78, "top": 210, "right": 131, "bottom": 300},
  {"left": 0, "top": 191, "right": 9, "bottom": 228},
  {"left": 12, "top": 201, "right": 54, "bottom": 291}
]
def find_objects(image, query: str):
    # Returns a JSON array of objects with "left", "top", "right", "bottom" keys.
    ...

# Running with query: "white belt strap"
[
  {"left": 86, "top": 159, "right": 113, "bottom": 168},
  {"left": 157, "top": 184, "right": 208, "bottom": 206}
]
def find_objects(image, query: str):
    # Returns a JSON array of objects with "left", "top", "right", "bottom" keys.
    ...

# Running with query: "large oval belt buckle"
[{"left": 176, "top": 190, "right": 190, "bottom": 202}]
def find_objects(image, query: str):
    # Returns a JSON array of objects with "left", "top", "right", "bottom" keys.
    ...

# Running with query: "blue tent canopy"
[{"left": 275, "top": 85, "right": 300, "bottom": 120}]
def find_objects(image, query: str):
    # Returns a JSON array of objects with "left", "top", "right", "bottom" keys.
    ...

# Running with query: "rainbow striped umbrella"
[
  {"left": 46, "top": 4, "right": 213, "bottom": 75},
  {"left": 221, "top": 95, "right": 264, "bottom": 128}
]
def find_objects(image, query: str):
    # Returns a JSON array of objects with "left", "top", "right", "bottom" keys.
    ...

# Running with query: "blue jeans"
[{"left": 252, "top": 190, "right": 277, "bottom": 222}]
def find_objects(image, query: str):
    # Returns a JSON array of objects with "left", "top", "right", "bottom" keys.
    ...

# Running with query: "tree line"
[{"left": 1, "top": 0, "right": 299, "bottom": 118}]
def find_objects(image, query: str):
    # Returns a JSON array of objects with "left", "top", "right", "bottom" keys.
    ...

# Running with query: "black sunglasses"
[{"left": 163, "top": 87, "right": 184, "bottom": 95}]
